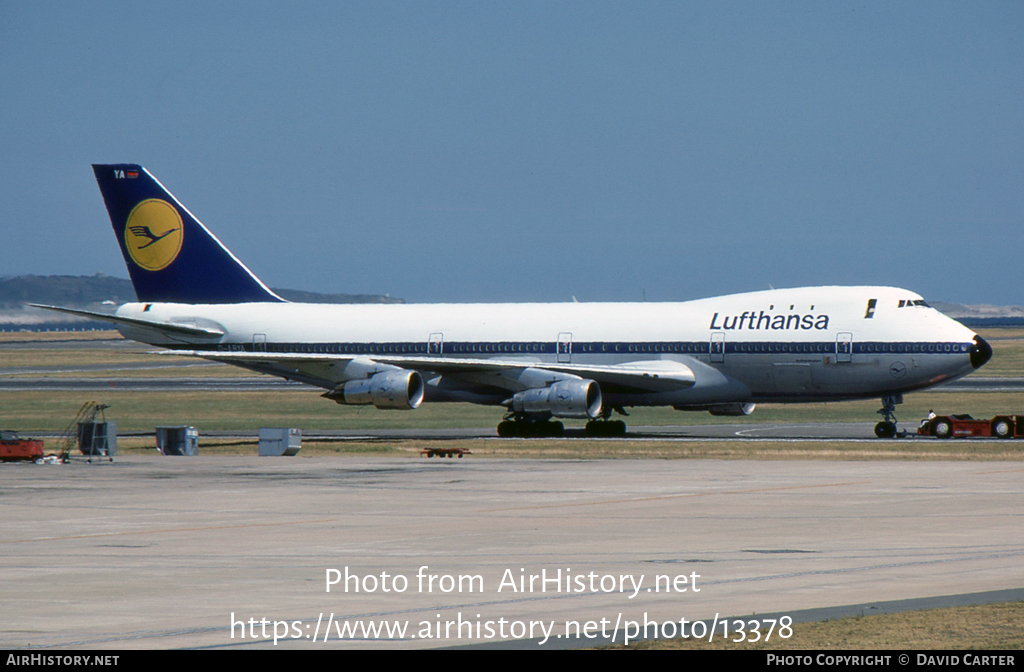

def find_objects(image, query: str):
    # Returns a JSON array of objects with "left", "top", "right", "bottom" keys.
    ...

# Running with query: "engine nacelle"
[
  {"left": 511, "top": 379, "right": 602, "bottom": 419},
  {"left": 707, "top": 402, "right": 756, "bottom": 416},
  {"left": 337, "top": 370, "right": 425, "bottom": 409}
]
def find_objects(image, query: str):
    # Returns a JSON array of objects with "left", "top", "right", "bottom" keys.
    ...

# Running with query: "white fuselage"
[{"left": 114, "top": 285, "right": 982, "bottom": 409}]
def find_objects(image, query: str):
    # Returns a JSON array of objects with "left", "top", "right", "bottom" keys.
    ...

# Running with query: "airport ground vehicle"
[
  {"left": 0, "top": 431, "right": 44, "bottom": 462},
  {"left": 918, "top": 414, "right": 1024, "bottom": 439}
]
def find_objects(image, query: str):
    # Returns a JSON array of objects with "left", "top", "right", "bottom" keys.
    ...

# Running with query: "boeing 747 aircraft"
[{"left": 36, "top": 164, "right": 992, "bottom": 438}]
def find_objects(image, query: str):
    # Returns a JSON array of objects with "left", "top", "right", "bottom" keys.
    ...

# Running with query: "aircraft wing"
[{"left": 163, "top": 350, "right": 696, "bottom": 393}]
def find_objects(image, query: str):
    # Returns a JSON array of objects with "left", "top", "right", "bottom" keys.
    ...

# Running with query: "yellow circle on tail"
[{"left": 124, "top": 199, "right": 184, "bottom": 271}]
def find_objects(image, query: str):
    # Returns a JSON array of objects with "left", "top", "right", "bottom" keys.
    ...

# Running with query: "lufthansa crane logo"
[{"left": 124, "top": 199, "right": 183, "bottom": 271}]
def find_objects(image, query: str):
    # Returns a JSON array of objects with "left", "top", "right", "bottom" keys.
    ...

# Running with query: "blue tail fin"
[{"left": 92, "top": 164, "right": 283, "bottom": 304}]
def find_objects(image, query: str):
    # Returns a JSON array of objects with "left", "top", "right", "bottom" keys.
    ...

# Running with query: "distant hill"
[
  {"left": 0, "top": 274, "right": 403, "bottom": 331},
  {"left": 0, "top": 274, "right": 136, "bottom": 309},
  {"left": 929, "top": 301, "right": 1024, "bottom": 319},
  {"left": 929, "top": 301, "right": 1024, "bottom": 327},
  {"left": 0, "top": 274, "right": 403, "bottom": 309}
]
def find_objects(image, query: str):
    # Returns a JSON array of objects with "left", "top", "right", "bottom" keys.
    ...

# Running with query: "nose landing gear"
[{"left": 874, "top": 394, "right": 903, "bottom": 438}]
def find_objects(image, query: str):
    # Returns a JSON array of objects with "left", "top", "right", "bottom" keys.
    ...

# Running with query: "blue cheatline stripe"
[{"left": 172, "top": 340, "right": 976, "bottom": 356}]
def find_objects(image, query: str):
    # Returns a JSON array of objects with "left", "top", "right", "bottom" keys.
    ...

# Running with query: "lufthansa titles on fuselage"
[{"left": 708, "top": 309, "right": 830, "bottom": 331}]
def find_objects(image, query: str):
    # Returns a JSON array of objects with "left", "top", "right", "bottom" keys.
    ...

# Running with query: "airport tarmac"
[{"left": 1, "top": 456, "right": 1021, "bottom": 649}]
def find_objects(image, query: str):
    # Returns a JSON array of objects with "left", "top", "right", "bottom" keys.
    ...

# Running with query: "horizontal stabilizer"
[{"left": 29, "top": 304, "right": 225, "bottom": 338}]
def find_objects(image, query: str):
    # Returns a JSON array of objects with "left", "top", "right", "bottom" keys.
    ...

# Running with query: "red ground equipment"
[
  {"left": 918, "top": 414, "right": 1024, "bottom": 439},
  {"left": 420, "top": 447, "right": 471, "bottom": 458},
  {"left": 0, "top": 431, "right": 45, "bottom": 462}
]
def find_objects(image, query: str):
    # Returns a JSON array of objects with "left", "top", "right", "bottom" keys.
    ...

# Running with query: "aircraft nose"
[{"left": 970, "top": 335, "right": 992, "bottom": 369}]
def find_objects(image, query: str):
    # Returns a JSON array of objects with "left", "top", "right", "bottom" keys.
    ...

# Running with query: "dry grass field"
[{"left": 611, "top": 601, "right": 1024, "bottom": 650}]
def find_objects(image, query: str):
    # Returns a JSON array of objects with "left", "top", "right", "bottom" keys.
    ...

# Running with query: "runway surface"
[{"left": 1, "top": 456, "right": 1021, "bottom": 649}]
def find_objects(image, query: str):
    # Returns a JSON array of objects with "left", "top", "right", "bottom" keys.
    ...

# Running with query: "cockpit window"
[{"left": 898, "top": 299, "right": 931, "bottom": 308}]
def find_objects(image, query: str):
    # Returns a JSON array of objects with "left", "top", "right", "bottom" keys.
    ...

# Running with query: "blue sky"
[{"left": 1, "top": 2, "right": 1021, "bottom": 304}]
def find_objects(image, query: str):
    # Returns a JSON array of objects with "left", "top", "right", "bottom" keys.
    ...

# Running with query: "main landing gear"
[
  {"left": 584, "top": 419, "right": 627, "bottom": 437},
  {"left": 874, "top": 394, "right": 903, "bottom": 438},
  {"left": 497, "top": 413, "right": 564, "bottom": 437},
  {"left": 584, "top": 406, "right": 628, "bottom": 437},
  {"left": 495, "top": 408, "right": 630, "bottom": 438}
]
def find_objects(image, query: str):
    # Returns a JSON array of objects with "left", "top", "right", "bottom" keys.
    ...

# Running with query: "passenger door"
[
  {"left": 428, "top": 333, "right": 444, "bottom": 355},
  {"left": 557, "top": 332, "right": 573, "bottom": 363},
  {"left": 710, "top": 332, "right": 725, "bottom": 363},
  {"left": 836, "top": 332, "right": 853, "bottom": 363}
]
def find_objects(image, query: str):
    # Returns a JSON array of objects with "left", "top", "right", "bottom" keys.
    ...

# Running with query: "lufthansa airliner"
[{"left": 35, "top": 165, "right": 991, "bottom": 438}]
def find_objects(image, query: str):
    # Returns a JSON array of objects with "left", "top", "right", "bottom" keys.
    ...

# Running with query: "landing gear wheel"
[
  {"left": 496, "top": 419, "right": 564, "bottom": 437},
  {"left": 931, "top": 418, "right": 953, "bottom": 439},
  {"left": 546, "top": 421, "right": 565, "bottom": 437},
  {"left": 992, "top": 418, "right": 1012, "bottom": 439},
  {"left": 874, "top": 421, "right": 897, "bottom": 439},
  {"left": 586, "top": 420, "right": 627, "bottom": 436},
  {"left": 874, "top": 394, "right": 903, "bottom": 439}
]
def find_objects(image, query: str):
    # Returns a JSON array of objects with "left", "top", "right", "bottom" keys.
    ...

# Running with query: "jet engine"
[
  {"left": 510, "top": 379, "right": 602, "bottom": 419},
  {"left": 331, "top": 370, "right": 425, "bottom": 409}
]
